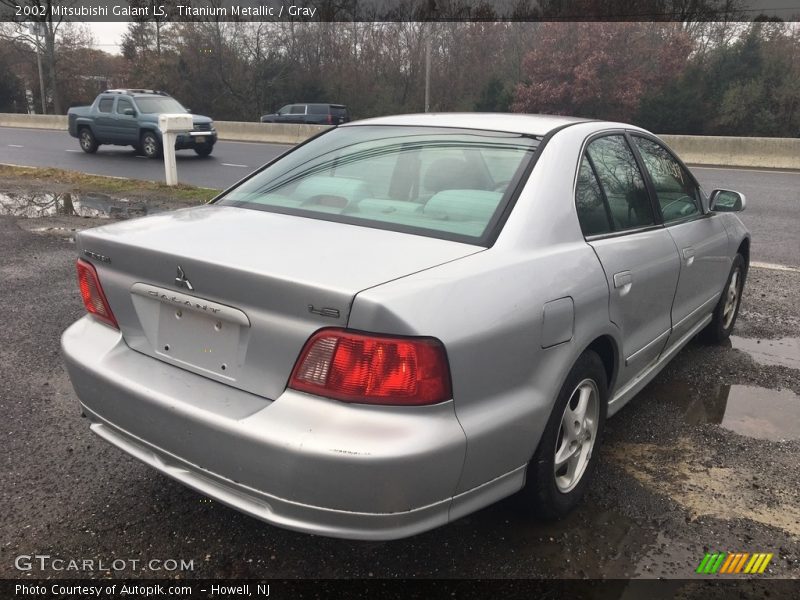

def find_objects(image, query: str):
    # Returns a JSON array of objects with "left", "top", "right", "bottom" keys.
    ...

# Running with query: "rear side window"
[
  {"left": 632, "top": 136, "right": 701, "bottom": 223},
  {"left": 586, "top": 135, "right": 655, "bottom": 231},
  {"left": 331, "top": 106, "right": 348, "bottom": 118},
  {"left": 308, "top": 105, "right": 328, "bottom": 114},
  {"left": 218, "top": 125, "right": 539, "bottom": 245},
  {"left": 98, "top": 98, "right": 114, "bottom": 113},
  {"left": 575, "top": 156, "right": 613, "bottom": 236}
]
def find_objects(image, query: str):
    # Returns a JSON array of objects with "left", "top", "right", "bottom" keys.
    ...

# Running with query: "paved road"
[
  {"left": 1, "top": 127, "right": 798, "bottom": 266},
  {"left": 0, "top": 126, "right": 289, "bottom": 189}
]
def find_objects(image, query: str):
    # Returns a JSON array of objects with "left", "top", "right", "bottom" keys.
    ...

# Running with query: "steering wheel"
[{"left": 661, "top": 195, "right": 695, "bottom": 218}]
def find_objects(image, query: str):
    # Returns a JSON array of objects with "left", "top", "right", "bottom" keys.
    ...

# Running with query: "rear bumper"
[{"left": 62, "top": 316, "right": 478, "bottom": 540}]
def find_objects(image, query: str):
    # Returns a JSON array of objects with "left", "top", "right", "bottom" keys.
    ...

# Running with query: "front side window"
[
  {"left": 116, "top": 98, "right": 133, "bottom": 114},
  {"left": 277, "top": 105, "right": 291, "bottom": 115},
  {"left": 632, "top": 136, "right": 701, "bottom": 222},
  {"left": 586, "top": 135, "right": 655, "bottom": 231},
  {"left": 218, "top": 126, "right": 539, "bottom": 244}
]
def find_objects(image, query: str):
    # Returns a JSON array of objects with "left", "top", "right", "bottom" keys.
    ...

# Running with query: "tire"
[
  {"left": 194, "top": 144, "right": 213, "bottom": 157},
  {"left": 702, "top": 253, "right": 746, "bottom": 343},
  {"left": 141, "top": 131, "right": 162, "bottom": 159},
  {"left": 522, "top": 350, "right": 608, "bottom": 519},
  {"left": 78, "top": 128, "right": 98, "bottom": 154}
]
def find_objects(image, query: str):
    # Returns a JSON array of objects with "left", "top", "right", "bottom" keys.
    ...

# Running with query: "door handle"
[
  {"left": 613, "top": 270, "right": 633, "bottom": 295},
  {"left": 682, "top": 246, "right": 695, "bottom": 266}
]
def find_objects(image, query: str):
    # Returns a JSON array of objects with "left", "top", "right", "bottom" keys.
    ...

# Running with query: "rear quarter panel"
[{"left": 349, "top": 125, "right": 621, "bottom": 493}]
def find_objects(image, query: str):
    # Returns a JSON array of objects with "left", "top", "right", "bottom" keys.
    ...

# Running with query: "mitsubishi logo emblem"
[{"left": 175, "top": 265, "right": 194, "bottom": 291}]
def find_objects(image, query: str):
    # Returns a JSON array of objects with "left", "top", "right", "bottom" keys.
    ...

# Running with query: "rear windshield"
[
  {"left": 134, "top": 97, "right": 188, "bottom": 114},
  {"left": 217, "top": 125, "right": 539, "bottom": 244}
]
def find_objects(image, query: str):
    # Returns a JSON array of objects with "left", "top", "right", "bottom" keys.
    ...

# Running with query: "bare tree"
[{"left": 0, "top": 0, "right": 72, "bottom": 113}]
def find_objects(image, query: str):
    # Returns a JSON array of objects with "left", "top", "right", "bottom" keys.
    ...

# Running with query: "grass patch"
[{"left": 0, "top": 164, "right": 220, "bottom": 203}]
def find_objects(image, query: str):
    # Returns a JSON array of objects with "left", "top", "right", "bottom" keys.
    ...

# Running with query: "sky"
[{"left": 88, "top": 22, "right": 129, "bottom": 55}]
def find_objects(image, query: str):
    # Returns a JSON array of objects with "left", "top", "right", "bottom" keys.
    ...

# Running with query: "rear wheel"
[
  {"left": 702, "top": 253, "right": 746, "bottom": 343},
  {"left": 141, "top": 131, "right": 161, "bottom": 159},
  {"left": 78, "top": 128, "right": 98, "bottom": 153},
  {"left": 523, "top": 350, "right": 607, "bottom": 519}
]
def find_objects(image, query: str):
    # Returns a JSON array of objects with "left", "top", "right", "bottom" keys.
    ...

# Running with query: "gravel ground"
[{"left": 0, "top": 203, "right": 798, "bottom": 582}]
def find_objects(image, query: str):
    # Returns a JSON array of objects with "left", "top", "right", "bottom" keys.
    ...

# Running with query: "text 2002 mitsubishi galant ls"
[{"left": 62, "top": 114, "right": 750, "bottom": 540}]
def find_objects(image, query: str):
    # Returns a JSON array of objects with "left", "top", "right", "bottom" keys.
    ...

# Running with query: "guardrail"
[
  {"left": 1, "top": 113, "right": 798, "bottom": 169},
  {"left": 661, "top": 134, "right": 800, "bottom": 171}
]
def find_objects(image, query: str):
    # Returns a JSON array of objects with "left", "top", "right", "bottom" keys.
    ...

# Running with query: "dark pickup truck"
[{"left": 68, "top": 89, "right": 217, "bottom": 158}]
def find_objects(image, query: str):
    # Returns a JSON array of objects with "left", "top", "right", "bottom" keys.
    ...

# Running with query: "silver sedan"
[{"left": 62, "top": 114, "right": 749, "bottom": 540}]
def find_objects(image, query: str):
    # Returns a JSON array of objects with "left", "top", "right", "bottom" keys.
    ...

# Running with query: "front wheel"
[
  {"left": 702, "top": 253, "right": 746, "bottom": 343},
  {"left": 79, "top": 128, "right": 98, "bottom": 154},
  {"left": 522, "top": 350, "right": 607, "bottom": 519},
  {"left": 194, "top": 144, "right": 213, "bottom": 157},
  {"left": 141, "top": 132, "right": 162, "bottom": 159}
]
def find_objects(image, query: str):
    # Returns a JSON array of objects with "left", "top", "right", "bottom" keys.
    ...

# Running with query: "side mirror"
[
  {"left": 709, "top": 189, "right": 746, "bottom": 212},
  {"left": 123, "top": 108, "right": 135, "bottom": 116}
]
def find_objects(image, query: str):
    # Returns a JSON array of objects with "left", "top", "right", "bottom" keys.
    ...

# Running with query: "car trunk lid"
[{"left": 76, "top": 205, "right": 482, "bottom": 400}]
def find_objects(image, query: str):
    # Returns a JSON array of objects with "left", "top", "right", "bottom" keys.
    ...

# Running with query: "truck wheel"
[
  {"left": 141, "top": 132, "right": 162, "bottom": 159},
  {"left": 79, "top": 128, "right": 98, "bottom": 154},
  {"left": 194, "top": 144, "right": 213, "bottom": 157}
]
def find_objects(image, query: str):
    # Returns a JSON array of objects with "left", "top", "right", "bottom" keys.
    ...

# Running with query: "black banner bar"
[
  {"left": 1, "top": 0, "right": 798, "bottom": 23},
  {"left": 3, "top": 579, "right": 800, "bottom": 600}
]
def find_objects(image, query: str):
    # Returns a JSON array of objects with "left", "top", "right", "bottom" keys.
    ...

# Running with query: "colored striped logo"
[{"left": 696, "top": 552, "right": 773, "bottom": 574}]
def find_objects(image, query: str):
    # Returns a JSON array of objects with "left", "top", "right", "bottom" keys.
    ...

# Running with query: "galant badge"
[{"left": 175, "top": 265, "right": 194, "bottom": 291}]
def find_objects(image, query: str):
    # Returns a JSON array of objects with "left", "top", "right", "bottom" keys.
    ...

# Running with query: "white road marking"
[
  {"left": 8, "top": 144, "right": 23, "bottom": 148},
  {"left": 65, "top": 149, "right": 81, "bottom": 153},
  {"left": 751, "top": 261, "right": 800, "bottom": 273},
  {"left": 221, "top": 163, "right": 249, "bottom": 168}
]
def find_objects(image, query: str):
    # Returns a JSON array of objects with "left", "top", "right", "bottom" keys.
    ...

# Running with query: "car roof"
[{"left": 345, "top": 113, "right": 592, "bottom": 137}]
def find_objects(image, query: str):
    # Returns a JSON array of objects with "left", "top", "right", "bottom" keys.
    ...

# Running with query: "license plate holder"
[{"left": 130, "top": 283, "right": 249, "bottom": 380}]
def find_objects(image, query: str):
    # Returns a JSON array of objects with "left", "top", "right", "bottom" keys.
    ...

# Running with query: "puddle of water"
[
  {"left": 0, "top": 191, "right": 153, "bottom": 219},
  {"left": 647, "top": 380, "right": 800, "bottom": 441},
  {"left": 688, "top": 385, "right": 800, "bottom": 441},
  {"left": 730, "top": 336, "right": 800, "bottom": 369}
]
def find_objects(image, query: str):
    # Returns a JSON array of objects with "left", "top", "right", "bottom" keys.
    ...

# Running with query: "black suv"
[{"left": 260, "top": 103, "right": 349, "bottom": 125}]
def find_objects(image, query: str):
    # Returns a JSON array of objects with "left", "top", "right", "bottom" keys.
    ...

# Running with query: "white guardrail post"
[{"left": 158, "top": 113, "right": 193, "bottom": 186}]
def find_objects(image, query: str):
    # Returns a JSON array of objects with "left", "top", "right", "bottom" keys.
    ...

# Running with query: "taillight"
[
  {"left": 326, "top": 114, "right": 333, "bottom": 124},
  {"left": 289, "top": 329, "right": 452, "bottom": 405},
  {"left": 76, "top": 259, "right": 118, "bottom": 329}
]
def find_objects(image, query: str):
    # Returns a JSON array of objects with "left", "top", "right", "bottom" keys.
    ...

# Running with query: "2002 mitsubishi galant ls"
[{"left": 62, "top": 114, "right": 750, "bottom": 540}]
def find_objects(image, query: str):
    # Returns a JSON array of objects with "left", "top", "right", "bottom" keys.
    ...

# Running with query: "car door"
[
  {"left": 630, "top": 134, "right": 731, "bottom": 347},
  {"left": 287, "top": 104, "right": 307, "bottom": 123},
  {"left": 272, "top": 105, "right": 292, "bottom": 122},
  {"left": 113, "top": 97, "right": 139, "bottom": 144},
  {"left": 94, "top": 96, "right": 116, "bottom": 141},
  {"left": 577, "top": 134, "right": 681, "bottom": 387}
]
